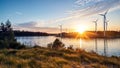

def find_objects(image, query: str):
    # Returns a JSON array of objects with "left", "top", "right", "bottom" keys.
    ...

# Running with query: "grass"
[{"left": 0, "top": 47, "right": 120, "bottom": 68}]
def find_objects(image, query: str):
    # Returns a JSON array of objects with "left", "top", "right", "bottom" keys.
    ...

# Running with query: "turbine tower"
[
  {"left": 105, "top": 20, "right": 109, "bottom": 31},
  {"left": 99, "top": 10, "right": 108, "bottom": 37},
  {"left": 59, "top": 25, "right": 62, "bottom": 41},
  {"left": 93, "top": 19, "right": 98, "bottom": 33}
]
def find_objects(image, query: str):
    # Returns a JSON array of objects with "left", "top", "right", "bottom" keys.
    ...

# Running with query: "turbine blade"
[
  {"left": 105, "top": 9, "right": 109, "bottom": 15},
  {"left": 96, "top": 19, "right": 98, "bottom": 22},
  {"left": 93, "top": 21, "right": 96, "bottom": 23},
  {"left": 106, "top": 20, "right": 109, "bottom": 23},
  {"left": 99, "top": 14, "right": 104, "bottom": 16}
]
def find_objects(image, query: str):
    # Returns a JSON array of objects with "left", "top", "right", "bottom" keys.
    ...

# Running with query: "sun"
[{"left": 75, "top": 25, "right": 87, "bottom": 34}]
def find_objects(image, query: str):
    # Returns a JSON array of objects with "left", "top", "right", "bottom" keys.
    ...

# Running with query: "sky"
[{"left": 0, "top": 0, "right": 120, "bottom": 33}]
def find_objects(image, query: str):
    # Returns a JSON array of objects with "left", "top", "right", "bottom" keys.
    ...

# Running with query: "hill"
[{"left": 0, "top": 46, "right": 120, "bottom": 68}]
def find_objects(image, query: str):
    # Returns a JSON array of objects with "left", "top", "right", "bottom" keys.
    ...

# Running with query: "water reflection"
[
  {"left": 104, "top": 38, "right": 108, "bottom": 56},
  {"left": 94, "top": 38, "right": 108, "bottom": 56},
  {"left": 95, "top": 38, "right": 98, "bottom": 53},
  {"left": 16, "top": 36, "right": 120, "bottom": 56},
  {"left": 79, "top": 38, "right": 82, "bottom": 48}
]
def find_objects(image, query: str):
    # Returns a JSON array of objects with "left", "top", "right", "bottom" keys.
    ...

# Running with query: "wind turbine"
[
  {"left": 93, "top": 19, "right": 98, "bottom": 33},
  {"left": 99, "top": 10, "right": 109, "bottom": 56},
  {"left": 93, "top": 19, "right": 98, "bottom": 53},
  {"left": 59, "top": 25, "right": 62, "bottom": 41},
  {"left": 105, "top": 20, "right": 109, "bottom": 31},
  {"left": 99, "top": 10, "right": 108, "bottom": 37}
]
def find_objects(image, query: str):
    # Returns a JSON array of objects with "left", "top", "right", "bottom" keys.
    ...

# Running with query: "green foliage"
[
  {"left": 0, "top": 20, "right": 15, "bottom": 41},
  {"left": 0, "top": 39, "right": 9, "bottom": 49},
  {"left": 0, "top": 49, "right": 9, "bottom": 55},
  {"left": 9, "top": 41, "right": 26, "bottom": 49},
  {"left": 0, "top": 20, "right": 26, "bottom": 49}
]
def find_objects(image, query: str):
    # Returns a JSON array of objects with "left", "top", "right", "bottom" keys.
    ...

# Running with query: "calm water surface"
[{"left": 16, "top": 36, "right": 120, "bottom": 56}]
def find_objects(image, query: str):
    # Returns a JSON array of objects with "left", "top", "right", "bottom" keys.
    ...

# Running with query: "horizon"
[
  {"left": 11, "top": 29, "right": 120, "bottom": 34},
  {"left": 0, "top": 0, "right": 120, "bottom": 33}
]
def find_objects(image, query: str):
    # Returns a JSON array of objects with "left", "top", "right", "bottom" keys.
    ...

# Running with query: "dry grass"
[{"left": 0, "top": 47, "right": 120, "bottom": 68}]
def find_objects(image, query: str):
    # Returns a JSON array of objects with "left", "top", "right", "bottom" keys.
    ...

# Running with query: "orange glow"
[{"left": 75, "top": 25, "right": 87, "bottom": 34}]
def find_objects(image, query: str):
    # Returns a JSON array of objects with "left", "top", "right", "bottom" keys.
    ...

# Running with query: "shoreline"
[{"left": 0, "top": 46, "right": 120, "bottom": 68}]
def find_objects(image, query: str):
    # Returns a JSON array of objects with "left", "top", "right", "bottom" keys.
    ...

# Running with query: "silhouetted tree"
[
  {"left": 6, "top": 19, "right": 11, "bottom": 30},
  {"left": 0, "top": 20, "right": 15, "bottom": 41},
  {"left": 52, "top": 38, "right": 64, "bottom": 49},
  {"left": 1, "top": 22, "right": 7, "bottom": 32},
  {"left": 67, "top": 45, "right": 73, "bottom": 50},
  {"left": 0, "top": 20, "right": 22, "bottom": 49}
]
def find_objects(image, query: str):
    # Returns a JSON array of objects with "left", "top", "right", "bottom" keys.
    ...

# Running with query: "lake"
[{"left": 16, "top": 36, "right": 120, "bottom": 57}]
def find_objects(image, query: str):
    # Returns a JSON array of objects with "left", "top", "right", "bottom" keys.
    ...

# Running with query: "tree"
[
  {"left": 0, "top": 20, "right": 26, "bottom": 49},
  {"left": 1, "top": 22, "right": 7, "bottom": 32},
  {"left": 52, "top": 38, "right": 64, "bottom": 49},
  {"left": 0, "top": 19, "right": 15, "bottom": 41},
  {"left": 6, "top": 19, "right": 11, "bottom": 31}
]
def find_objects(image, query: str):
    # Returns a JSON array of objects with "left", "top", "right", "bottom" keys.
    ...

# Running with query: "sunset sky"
[{"left": 0, "top": 0, "right": 120, "bottom": 33}]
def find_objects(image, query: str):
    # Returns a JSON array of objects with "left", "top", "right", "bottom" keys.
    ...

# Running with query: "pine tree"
[{"left": 0, "top": 19, "right": 15, "bottom": 41}]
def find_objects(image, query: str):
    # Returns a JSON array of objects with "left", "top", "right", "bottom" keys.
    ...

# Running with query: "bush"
[
  {"left": 47, "top": 43, "right": 53, "bottom": 48},
  {"left": 0, "top": 40, "right": 9, "bottom": 49},
  {"left": 0, "top": 40, "right": 26, "bottom": 49},
  {"left": 67, "top": 45, "right": 73, "bottom": 50},
  {"left": 9, "top": 41, "right": 26, "bottom": 49},
  {"left": 52, "top": 38, "right": 64, "bottom": 49}
]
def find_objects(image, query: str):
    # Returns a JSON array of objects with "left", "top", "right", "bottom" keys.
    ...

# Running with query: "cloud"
[
  {"left": 15, "top": 21, "right": 62, "bottom": 33},
  {"left": 15, "top": 12, "right": 22, "bottom": 15},
  {"left": 48, "top": 0, "right": 120, "bottom": 24},
  {"left": 14, "top": 23, "right": 61, "bottom": 33},
  {"left": 14, "top": 0, "right": 120, "bottom": 32},
  {"left": 73, "top": 0, "right": 120, "bottom": 16},
  {"left": 19, "top": 21, "right": 36, "bottom": 27},
  {"left": 75, "top": 0, "right": 101, "bottom": 6},
  {"left": 46, "top": 0, "right": 120, "bottom": 25},
  {"left": 18, "top": 20, "right": 45, "bottom": 27}
]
